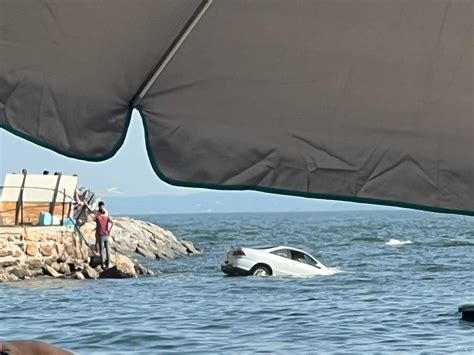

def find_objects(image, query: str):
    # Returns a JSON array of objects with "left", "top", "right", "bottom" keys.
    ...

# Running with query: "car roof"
[
  {"left": 244, "top": 245, "right": 310, "bottom": 254},
  {"left": 271, "top": 246, "right": 308, "bottom": 253}
]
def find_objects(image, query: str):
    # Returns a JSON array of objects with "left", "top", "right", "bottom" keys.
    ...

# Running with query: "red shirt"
[{"left": 96, "top": 214, "right": 110, "bottom": 236}]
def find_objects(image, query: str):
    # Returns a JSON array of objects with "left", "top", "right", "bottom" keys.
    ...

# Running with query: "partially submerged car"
[{"left": 221, "top": 246, "right": 335, "bottom": 277}]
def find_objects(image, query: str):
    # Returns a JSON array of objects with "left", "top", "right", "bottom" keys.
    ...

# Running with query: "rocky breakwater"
[
  {"left": 80, "top": 217, "right": 201, "bottom": 260},
  {"left": 0, "top": 218, "right": 200, "bottom": 282}
]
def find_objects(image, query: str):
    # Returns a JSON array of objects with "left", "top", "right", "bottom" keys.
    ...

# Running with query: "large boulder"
[
  {"left": 0, "top": 271, "right": 19, "bottom": 282},
  {"left": 73, "top": 271, "right": 85, "bottom": 280},
  {"left": 43, "top": 265, "right": 62, "bottom": 278},
  {"left": 181, "top": 240, "right": 201, "bottom": 255},
  {"left": 10, "top": 267, "right": 43, "bottom": 279},
  {"left": 59, "top": 263, "right": 71, "bottom": 275},
  {"left": 82, "top": 265, "right": 99, "bottom": 279},
  {"left": 100, "top": 254, "right": 137, "bottom": 278},
  {"left": 135, "top": 245, "right": 156, "bottom": 259},
  {"left": 51, "top": 262, "right": 61, "bottom": 272},
  {"left": 134, "top": 263, "right": 155, "bottom": 276},
  {"left": 89, "top": 255, "right": 102, "bottom": 268}
]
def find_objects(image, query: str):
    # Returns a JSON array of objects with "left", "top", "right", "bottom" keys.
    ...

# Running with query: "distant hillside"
[{"left": 105, "top": 191, "right": 394, "bottom": 215}]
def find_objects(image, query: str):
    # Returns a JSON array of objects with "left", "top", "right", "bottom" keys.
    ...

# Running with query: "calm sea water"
[{"left": 1, "top": 210, "right": 473, "bottom": 354}]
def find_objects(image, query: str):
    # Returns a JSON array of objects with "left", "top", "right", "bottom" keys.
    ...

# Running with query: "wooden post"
[
  {"left": 15, "top": 171, "right": 27, "bottom": 226},
  {"left": 61, "top": 188, "right": 66, "bottom": 225},
  {"left": 20, "top": 191, "right": 24, "bottom": 225},
  {"left": 49, "top": 173, "right": 62, "bottom": 219}
]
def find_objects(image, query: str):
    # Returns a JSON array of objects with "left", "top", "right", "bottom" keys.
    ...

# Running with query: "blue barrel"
[
  {"left": 38, "top": 212, "right": 52, "bottom": 226},
  {"left": 62, "top": 217, "right": 76, "bottom": 227}
]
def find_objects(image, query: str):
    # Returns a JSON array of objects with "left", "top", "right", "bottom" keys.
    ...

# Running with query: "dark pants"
[{"left": 99, "top": 235, "right": 111, "bottom": 268}]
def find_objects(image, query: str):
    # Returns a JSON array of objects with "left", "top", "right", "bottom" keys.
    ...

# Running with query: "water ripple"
[{"left": 1, "top": 211, "right": 473, "bottom": 354}]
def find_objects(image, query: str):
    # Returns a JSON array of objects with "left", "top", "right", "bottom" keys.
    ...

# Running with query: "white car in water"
[{"left": 221, "top": 246, "right": 335, "bottom": 277}]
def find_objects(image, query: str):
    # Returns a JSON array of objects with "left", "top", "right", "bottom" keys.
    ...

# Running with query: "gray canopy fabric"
[{"left": 1, "top": 0, "right": 473, "bottom": 215}]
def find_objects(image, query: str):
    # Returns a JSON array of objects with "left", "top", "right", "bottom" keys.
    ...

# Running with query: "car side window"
[
  {"left": 290, "top": 251, "right": 321, "bottom": 268},
  {"left": 271, "top": 249, "right": 289, "bottom": 258},
  {"left": 290, "top": 251, "right": 306, "bottom": 263}
]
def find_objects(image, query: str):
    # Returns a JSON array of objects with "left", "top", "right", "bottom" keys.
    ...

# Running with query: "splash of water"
[{"left": 386, "top": 239, "right": 413, "bottom": 246}]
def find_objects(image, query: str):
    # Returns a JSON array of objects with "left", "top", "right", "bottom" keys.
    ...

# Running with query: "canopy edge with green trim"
[{"left": 1, "top": 0, "right": 472, "bottom": 215}]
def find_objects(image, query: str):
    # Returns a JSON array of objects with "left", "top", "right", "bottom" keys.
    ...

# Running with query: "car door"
[{"left": 268, "top": 248, "right": 295, "bottom": 276}]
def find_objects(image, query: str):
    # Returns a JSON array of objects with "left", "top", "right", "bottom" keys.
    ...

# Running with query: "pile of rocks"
[
  {"left": 80, "top": 217, "right": 201, "bottom": 260},
  {"left": 0, "top": 217, "right": 200, "bottom": 282}
]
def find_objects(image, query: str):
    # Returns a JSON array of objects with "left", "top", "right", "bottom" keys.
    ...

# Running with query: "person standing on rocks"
[
  {"left": 93, "top": 201, "right": 113, "bottom": 268},
  {"left": 87, "top": 198, "right": 109, "bottom": 253}
]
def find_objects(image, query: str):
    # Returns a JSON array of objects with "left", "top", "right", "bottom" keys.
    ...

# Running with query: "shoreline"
[{"left": 0, "top": 217, "right": 201, "bottom": 283}]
